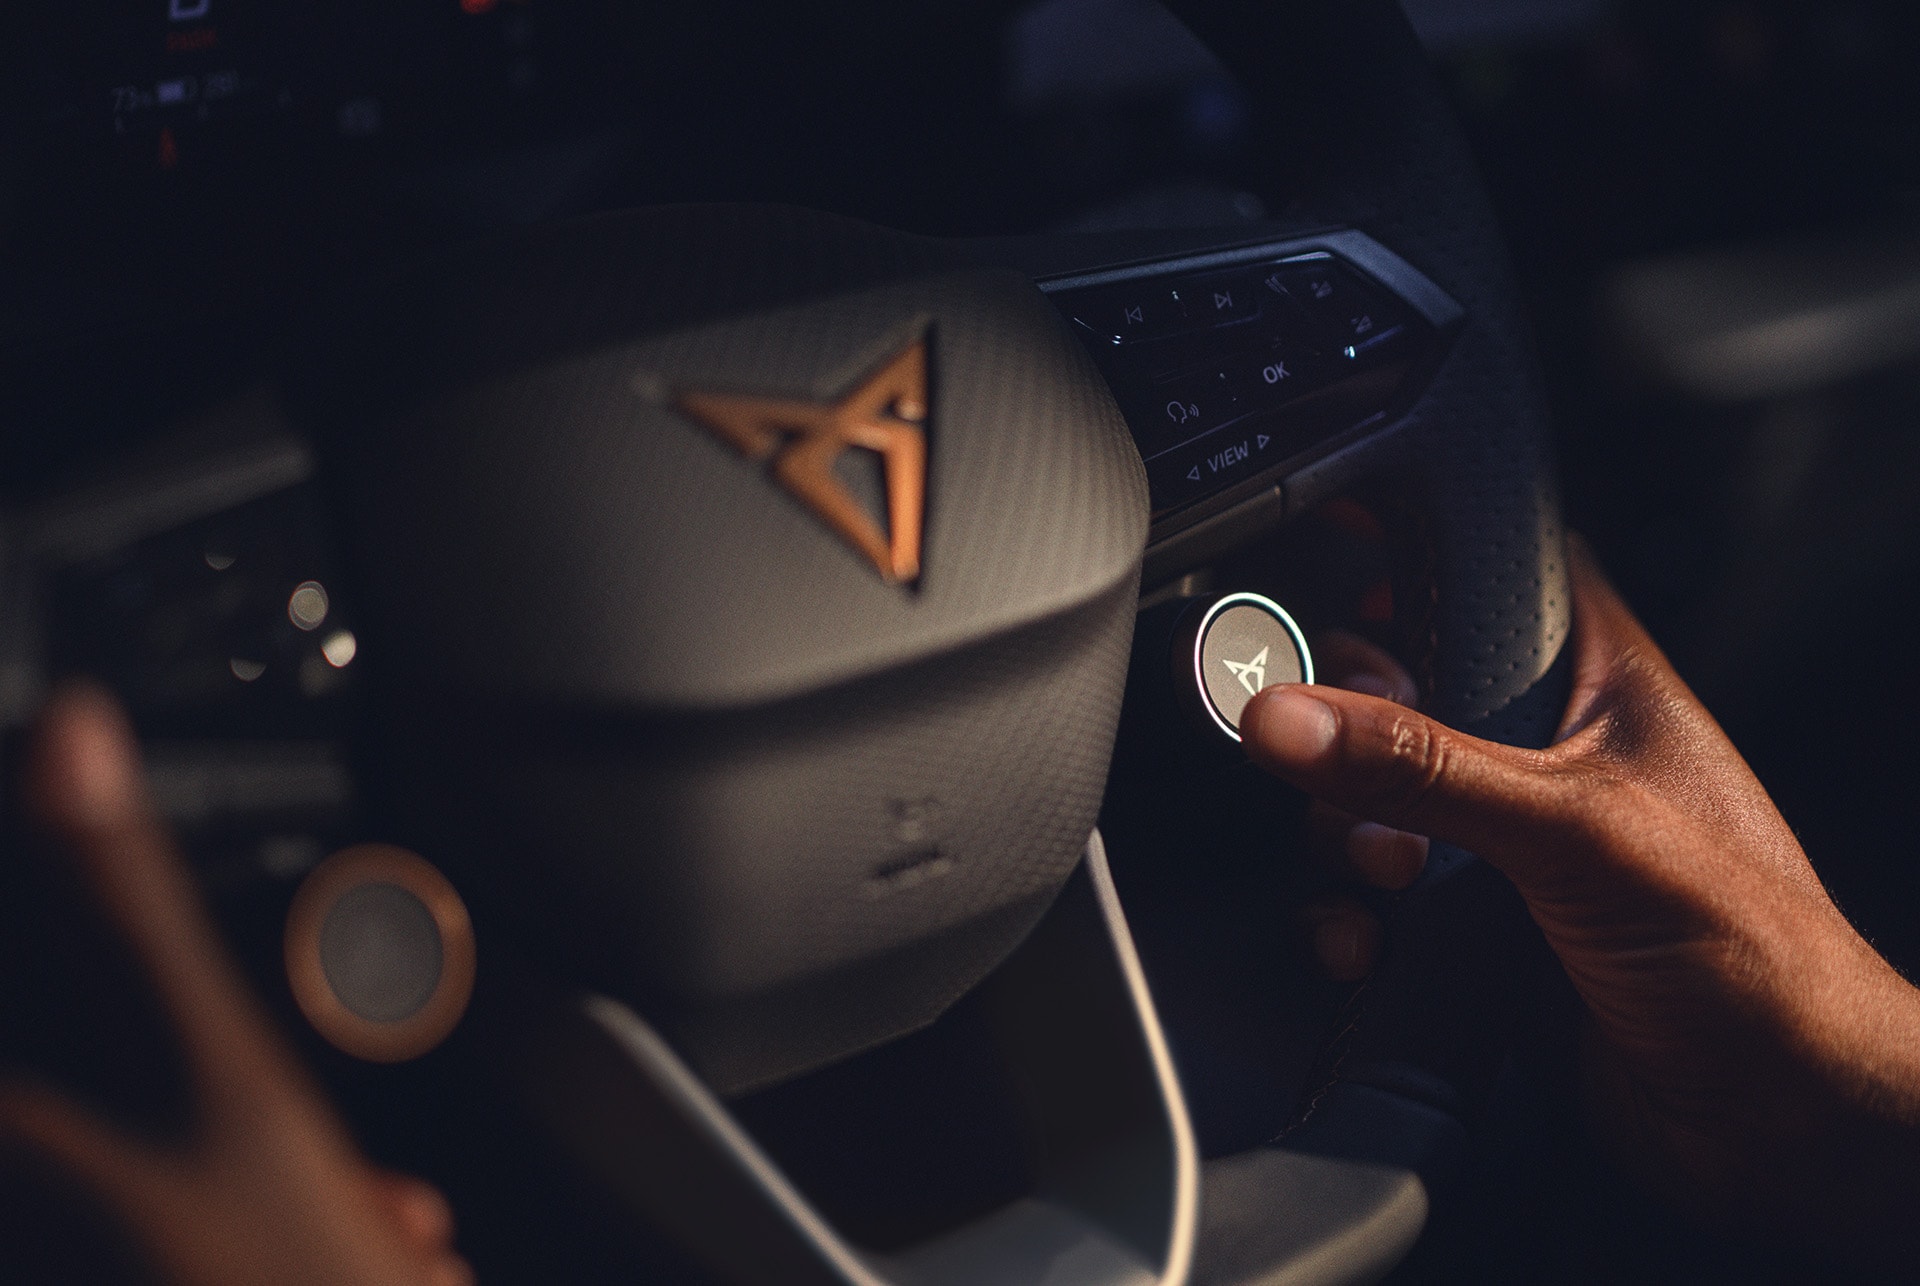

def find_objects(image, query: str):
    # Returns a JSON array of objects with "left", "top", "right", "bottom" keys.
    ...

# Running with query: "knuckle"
[{"left": 1370, "top": 711, "right": 1452, "bottom": 823}]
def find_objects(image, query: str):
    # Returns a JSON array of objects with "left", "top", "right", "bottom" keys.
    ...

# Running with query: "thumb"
[{"left": 1240, "top": 684, "right": 1590, "bottom": 876}]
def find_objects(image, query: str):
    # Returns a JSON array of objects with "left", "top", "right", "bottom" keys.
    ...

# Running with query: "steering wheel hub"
[{"left": 302, "top": 205, "right": 1150, "bottom": 1093}]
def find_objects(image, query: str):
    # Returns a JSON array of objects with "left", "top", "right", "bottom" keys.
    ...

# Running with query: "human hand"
[
  {"left": 5, "top": 685, "right": 473, "bottom": 1286},
  {"left": 1242, "top": 541, "right": 1920, "bottom": 1254},
  {"left": 1286, "top": 631, "right": 1427, "bottom": 984}
]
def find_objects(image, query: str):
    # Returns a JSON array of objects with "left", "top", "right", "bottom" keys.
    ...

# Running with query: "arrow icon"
[
  {"left": 1257, "top": 434, "right": 1270, "bottom": 449},
  {"left": 1222, "top": 645, "right": 1269, "bottom": 697}
]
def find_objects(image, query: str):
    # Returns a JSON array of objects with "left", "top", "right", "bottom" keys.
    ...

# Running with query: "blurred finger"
[
  {"left": 428, "top": 1253, "right": 478, "bottom": 1286},
  {"left": 369, "top": 1171, "right": 476, "bottom": 1286},
  {"left": 370, "top": 1170, "right": 458, "bottom": 1254},
  {"left": 1297, "top": 643, "right": 1429, "bottom": 890},
  {"left": 1313, "top": 632, "right": 1419, "bottom": 707},
  {"left": 1300, "top": 896, "right": 1382, "bottom": 982},
  {"left": 1304, "top": 802, "right": 1428, "bottom": 890},
  {"left": 22, "top": 685, "right": 294, "bottom": 1096},
  {"left": 0, "top": 1081, "right": 158, "bottom": 1214},
  {"left": 1344, "top": 822, "right": 1429, "bottom": 890}
]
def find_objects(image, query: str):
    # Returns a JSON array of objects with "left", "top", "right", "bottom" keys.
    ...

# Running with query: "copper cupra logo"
[{"left": 676, "top": 338, "right": 929, "bottom": 584}]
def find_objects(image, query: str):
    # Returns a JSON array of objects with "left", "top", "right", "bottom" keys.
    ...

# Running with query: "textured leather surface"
[{"left": 305, "top": 209, "right": 1147, "bottom": 713}]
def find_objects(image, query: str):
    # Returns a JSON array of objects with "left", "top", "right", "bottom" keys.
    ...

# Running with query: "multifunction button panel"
[{"left": 1046, "top": 251, "right": 1437, "bottom": 518}]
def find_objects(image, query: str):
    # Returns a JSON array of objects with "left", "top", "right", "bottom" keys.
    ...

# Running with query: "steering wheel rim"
[{"left": 1156, "top": 0, "right": 1573, "bottom": 1247}]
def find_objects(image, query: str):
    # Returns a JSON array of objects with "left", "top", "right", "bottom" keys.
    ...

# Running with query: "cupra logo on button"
[
  {"left": 675, "top": 337, "right": 929, "bottom": 584},
  {"left": 1222, "top": 646, "right": 1269, "bottom": 697}
]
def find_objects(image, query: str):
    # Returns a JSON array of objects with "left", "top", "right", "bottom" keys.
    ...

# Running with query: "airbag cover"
[{"left": 304, "top": 206, "right": 1149, "bottom": 1090}]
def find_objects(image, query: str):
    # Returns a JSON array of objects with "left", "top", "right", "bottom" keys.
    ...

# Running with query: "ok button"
[{"left": 1173, "top": 593, "right": 1314, "bottom": 741}]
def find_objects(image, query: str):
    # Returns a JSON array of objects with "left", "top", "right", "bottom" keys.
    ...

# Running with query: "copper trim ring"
[{"left": 284, "top": 844, "right": 476, "bottom": 1063}]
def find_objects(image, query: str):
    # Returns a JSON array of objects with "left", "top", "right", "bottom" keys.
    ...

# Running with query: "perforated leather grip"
[{"left": 1170, "top": 0, "right": 1575, "bottom": 1205}]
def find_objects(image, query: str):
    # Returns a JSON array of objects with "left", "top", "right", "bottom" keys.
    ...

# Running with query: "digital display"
[{"left": 21, "top": 0, "right": 586, "bottom": 178}]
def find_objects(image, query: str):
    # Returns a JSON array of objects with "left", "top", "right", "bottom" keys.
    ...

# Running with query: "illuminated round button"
[{"left": 1176, "top": 592, "right": 1314, "bottom": 741}]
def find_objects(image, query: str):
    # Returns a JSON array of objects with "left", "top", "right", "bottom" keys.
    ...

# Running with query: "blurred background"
[{"left": 1406, "top": 0, "right": 1920, "bottom": 987}]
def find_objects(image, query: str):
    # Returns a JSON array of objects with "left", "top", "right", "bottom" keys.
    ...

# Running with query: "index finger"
[{"left": 22, "top": 684, "right": 299, "bottom": 1094}]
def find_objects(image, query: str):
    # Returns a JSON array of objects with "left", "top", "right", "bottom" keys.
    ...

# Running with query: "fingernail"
[
  {"left": 40, "top": 689, "right": 142, "bottom": 830},
  {"left": 1343, "top": 673, "right": 1398, "bottom": 701},
  {"left": 1346, "top": 822, "right": 1430, "bottom": 890},
  {"left": 1244, "top": 688, "right": 1337, "bottom": 763},
  {"left": 1313, "top": 919, "right": 1370, "bottom": 982}
]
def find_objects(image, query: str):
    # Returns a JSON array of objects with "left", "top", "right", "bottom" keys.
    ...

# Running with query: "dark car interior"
[{"left": 5, "top": 1, "right": 1920, "bottom": 1282}]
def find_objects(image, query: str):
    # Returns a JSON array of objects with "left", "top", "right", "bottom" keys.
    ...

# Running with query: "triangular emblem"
[
  {"left": 1222, "top": 645, "right": 1269, "bottom": 696},
  {"left": 675, "top": 337, "right": 929, "bottom": 584}
]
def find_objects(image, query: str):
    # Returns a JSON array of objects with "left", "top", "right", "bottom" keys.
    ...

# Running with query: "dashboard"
[{"left": 9, "top": 1, "right": 629, "bottom": 354}]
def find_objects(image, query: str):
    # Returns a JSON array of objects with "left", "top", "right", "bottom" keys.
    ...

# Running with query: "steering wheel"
[{"left": 258, "top": 1, "right": 1573, "bottom": 1282}]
